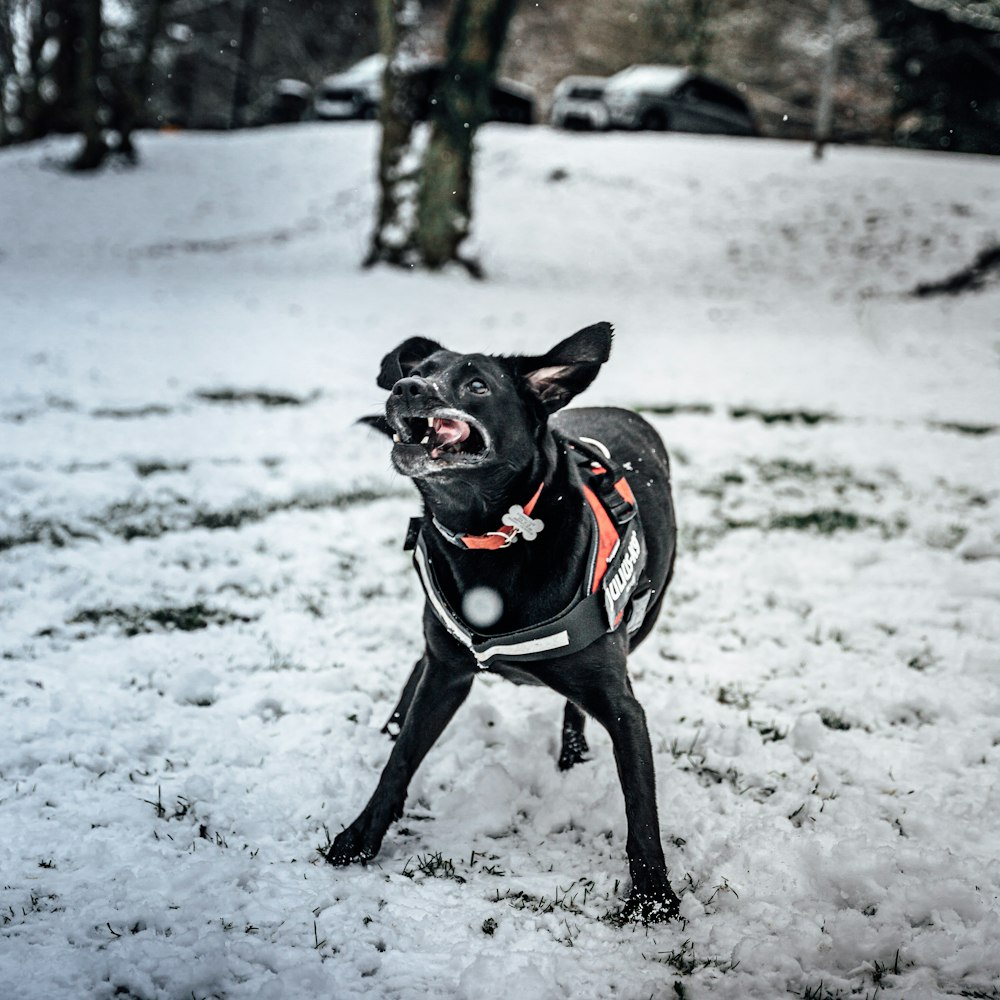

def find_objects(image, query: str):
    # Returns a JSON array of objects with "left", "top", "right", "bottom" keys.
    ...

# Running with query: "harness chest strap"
[
  {"left": 413, "top": 535, "right": 615, "bottom": 664},
  {"left": 407, "top": 436, "right": 652, "bottom": 666}
]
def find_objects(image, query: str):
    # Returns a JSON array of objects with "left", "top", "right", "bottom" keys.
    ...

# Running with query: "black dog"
[{"left": 328, "top": 322, "right": 680, "bottom": 921}]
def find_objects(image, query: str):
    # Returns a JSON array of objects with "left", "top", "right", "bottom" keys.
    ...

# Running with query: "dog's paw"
[
  {"left": 325, "top": 829, "right": 376, "bottom": 867},
  {"left": 618, "top": 886, "right": 682, "bottom": 925},
  {"left": 557, "top": 730, "right": 590, "bottom": 771}
]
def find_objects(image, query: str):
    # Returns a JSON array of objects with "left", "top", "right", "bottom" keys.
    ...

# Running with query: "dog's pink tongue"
[{"left": 432, "top": 418, "right": 470, "bottom": 448}]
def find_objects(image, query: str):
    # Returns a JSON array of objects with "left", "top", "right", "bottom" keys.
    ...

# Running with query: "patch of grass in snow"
[
  {"left": 686, "top": 508, "right": 906, "bottom": 546},
  {"left": 144, "top": 786, "right": 234, "bottom": 849},
  {"left": 402, "top": 852, "right": 467, "bottom": 883},
  {"left": 905, "top": 644, "right": 939, "bottom": 672},
  {"left": 0, "top": 522, "right": 49, "bottom": 551},
  {"left": 668, "top": 732, "right": 776, "bottom": 801},
  {"left": 1, "top": 891, "right": 62, "bottom": 927},
  {"left": 766, "top": 509, "right": 904, "bottom": 536},
  {"left": 682, "top": 457, "right": 910, "bottom": 552},
  {"left": 927, "top": 419, "right": 998, "bottom": 437},
  {"left": 751, "top": 458, "right": 885, "bottom": 492},
  {"left": 493, "top": 878, "right": 598, "bottom": 917},
  {"left": 644, "top": 938, "right": 740, "bottom": 976},
  {"left": 729, "top": 406, "right": 840, "bottom": 426},
  {"left": 911, "top": 242, "right": 1000, "bottom": 298},
  {"left": 794, "top": 951, "right": 909, "bottom": 1000},
  {"left": 636, "top": 402, "right": 715, "bottom": 417},
  {"left": 133, "top": 460, "right": 191, "bottom": 478},
  {"left": 91, "top": 403, "right": 176, "bottom": 419},
  {"left": 748, "top": 717, "right": 788, "bottom": 743},
  {"left": 792, "top": 983, "right": 851, "bottom": 1000},
  {"left": 193, "top": 387, "right": 321, "bottom": 407},
  {"left": 1, "top": 396, "right": 79, "bottom": 423},
  {"left": 717, "top": 684, "right": 752, "bottom": 710},
  {"left": 1, "top": 486, "right": 394, "bottom": 551},
  {"left": 65, "top": 602, "right": 256, "bottom": 637},
  {"left": 818, "top": 709, "right": 854, "bottom": 732}
]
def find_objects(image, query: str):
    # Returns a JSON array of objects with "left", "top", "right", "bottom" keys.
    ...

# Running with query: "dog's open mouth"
[{"left": 391, "top": 410, "right": 490, "bottom": 467}]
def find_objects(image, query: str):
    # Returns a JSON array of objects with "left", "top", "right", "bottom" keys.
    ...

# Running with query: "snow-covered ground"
[{"left": 1, "top": 124, "right": 999, "bottom": 1000}]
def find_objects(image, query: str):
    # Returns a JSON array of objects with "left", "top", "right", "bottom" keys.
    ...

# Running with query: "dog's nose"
[{"left": 392, "top": 376, "right": 429, "bottom": 399}]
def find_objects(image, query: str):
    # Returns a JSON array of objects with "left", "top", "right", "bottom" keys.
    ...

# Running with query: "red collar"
[{"left": 433, "top": 482, "right": 545, "bottom": 550}]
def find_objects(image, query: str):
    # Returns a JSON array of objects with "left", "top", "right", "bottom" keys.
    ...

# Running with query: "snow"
[{"left": 1, "top": 123, "right": 999, "bottom": 1000}]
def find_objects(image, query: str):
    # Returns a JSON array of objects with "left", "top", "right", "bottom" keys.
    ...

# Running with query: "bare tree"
[
  {"left": 366, "top": 0, "right": 425, "bottom": 269},
  {"left": 0, "top": 0, "right": 14, "bottom": 143},
  {"left": 116, "top": 0, "right": 166, "bottom": 160},
  {"left": 367, "top": 0, "right": 519, "bottom": 275},
  {"left": 813, "top": 0, "right": 843, "bottom": 158},
  {"left": 230, "top": 0, "right": 260, "bottom": 128},
  {"left": 71, "top": 0, "right": 108, "bottom": 170}
]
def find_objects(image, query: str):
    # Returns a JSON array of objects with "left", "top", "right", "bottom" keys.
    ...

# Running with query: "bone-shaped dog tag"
[{"left": 502, "top": 504, "right": 544, "bottom": 542}]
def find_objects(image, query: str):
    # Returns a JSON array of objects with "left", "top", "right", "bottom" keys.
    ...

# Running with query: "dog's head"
[{"left": 368, "top": 323, "right": 613, "bottom": 481}]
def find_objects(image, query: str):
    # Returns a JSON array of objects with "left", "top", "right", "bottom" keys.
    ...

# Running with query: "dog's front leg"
[{"left": 327, "top": 647, "right": 475, "bottom": 866}]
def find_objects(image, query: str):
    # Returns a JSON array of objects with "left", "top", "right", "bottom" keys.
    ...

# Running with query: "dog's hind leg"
[
  {"left": 533, "top": 646, "right": 680, "bottom": 923},
  {"left": 380, "top": 656, "right": 426, "bottom": 739},
  {"left": 558, "top": 701, "right": 589, "bottom": 771},
  {"left": 327, "top": 652, "right": 475, "bottom": 866}
]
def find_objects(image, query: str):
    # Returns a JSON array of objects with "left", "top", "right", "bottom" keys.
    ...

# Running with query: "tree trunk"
[
  {"left": 231, "top": 0, "right": 260, "bottom": 128},
  {"left": 0, "top": 0, "right": 14, "bottom": 144},
  {"left": 365, "top": 0, "right": 423, "bottom": 268},
  {"left": 813, "top": 0, "right": 842, "bottom": 160},
  {"left": 415, "top": 0, "right": 517, "bottom": 273},
  {"left": 71, "top": 0, "right": 108, "bottom": 171},
  {"left": 20, "top": 0, "right": 53, "bottom": 140},
  {"left": 366, "top": 0, "right": 518, "bottom": 275},
  {"left": 117, "top": 0, "right": 166, "bottom": 161},
  {"left": 687, "top": 0, "right": 713, "bottom": 71}
]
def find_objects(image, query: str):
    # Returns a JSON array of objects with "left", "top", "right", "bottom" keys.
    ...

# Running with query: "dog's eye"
[{"left": 467, "top": 379, "right": 490, "bottom": 395}]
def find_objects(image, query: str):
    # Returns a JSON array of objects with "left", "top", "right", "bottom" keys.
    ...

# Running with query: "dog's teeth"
[
  {"left": 427, "top": 417, "right": 434, "bottom": 426},
  {"left": 393, "top": 433, "right": 401, "bottom": 443},
  {"left": 421, "top": 435, "right": 430, "bottom": 445}
]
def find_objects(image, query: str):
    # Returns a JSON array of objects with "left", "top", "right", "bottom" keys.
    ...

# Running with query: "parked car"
[
  {"left": 314, "top": 54, "right": 534, "bottom": 124},
  {"left": 550, "top": 76, "right": 609, "bottom": 131},
  {"left": 314, "top": 54, "right": 385, "bottom": 121},
  {"left": 267, "top": 79, "right": 312, "bottom": 124},
  {"left": 604, "top": 65, "right": 757, "bottom": 136}
]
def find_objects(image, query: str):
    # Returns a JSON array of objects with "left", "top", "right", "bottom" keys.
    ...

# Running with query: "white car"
[
  {"left": 314, "top": 54, "right": 386, "bottom": 121},
  {"left": 549, "top": 76, "right": 609, "bottom": 131}
]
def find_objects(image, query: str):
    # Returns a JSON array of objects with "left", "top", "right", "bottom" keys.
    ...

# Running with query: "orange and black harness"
[{"left": 404, "top": 437, "right": 652, "bottom": 668}]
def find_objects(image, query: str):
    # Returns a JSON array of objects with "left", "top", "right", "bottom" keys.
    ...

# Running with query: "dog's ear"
[
  {"left": 376, "top": 336, "right": 445, "bottom": 390},
  {"left": 518, "top": 322, "right": 613, "bottom": 413},
  {"left": 357, "top": 414, "right": 394, "bottom": 437}
]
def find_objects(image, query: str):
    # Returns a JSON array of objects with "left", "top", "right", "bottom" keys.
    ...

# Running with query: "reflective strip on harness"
[
  {"left": 413, "top": 543, "right": 472, "bottom": 649},
  {"left": 476, "top": 630, "right": 571, "bottom": 663}
]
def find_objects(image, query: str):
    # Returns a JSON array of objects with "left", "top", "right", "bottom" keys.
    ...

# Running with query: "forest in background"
[{"left": 0, "top": 0, "right": 998, "bottom": 162}]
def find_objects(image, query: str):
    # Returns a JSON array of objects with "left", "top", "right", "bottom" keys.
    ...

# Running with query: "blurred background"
[{"left": 1, "top": 0, "right": 997, "bottom": 162}]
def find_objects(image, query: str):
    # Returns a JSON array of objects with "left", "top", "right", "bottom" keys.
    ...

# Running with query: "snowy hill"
[{"left": 1, "top": 124, "right": 999, "bottom": 1000}]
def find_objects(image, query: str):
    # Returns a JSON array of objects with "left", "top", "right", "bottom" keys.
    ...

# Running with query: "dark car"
[
  {"left": 604, "top": 65, "right": 756, "bottom": 136},
  {"left": 314, "top": 55, "right": 534, "bottom": 124},
  {"left": 267, "top": 79, "right": 312, "bottom": 124}
]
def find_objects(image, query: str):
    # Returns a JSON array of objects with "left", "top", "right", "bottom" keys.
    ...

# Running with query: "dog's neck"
[{"left": 414, "top": 430, "right": 559, "bottom": 537}]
